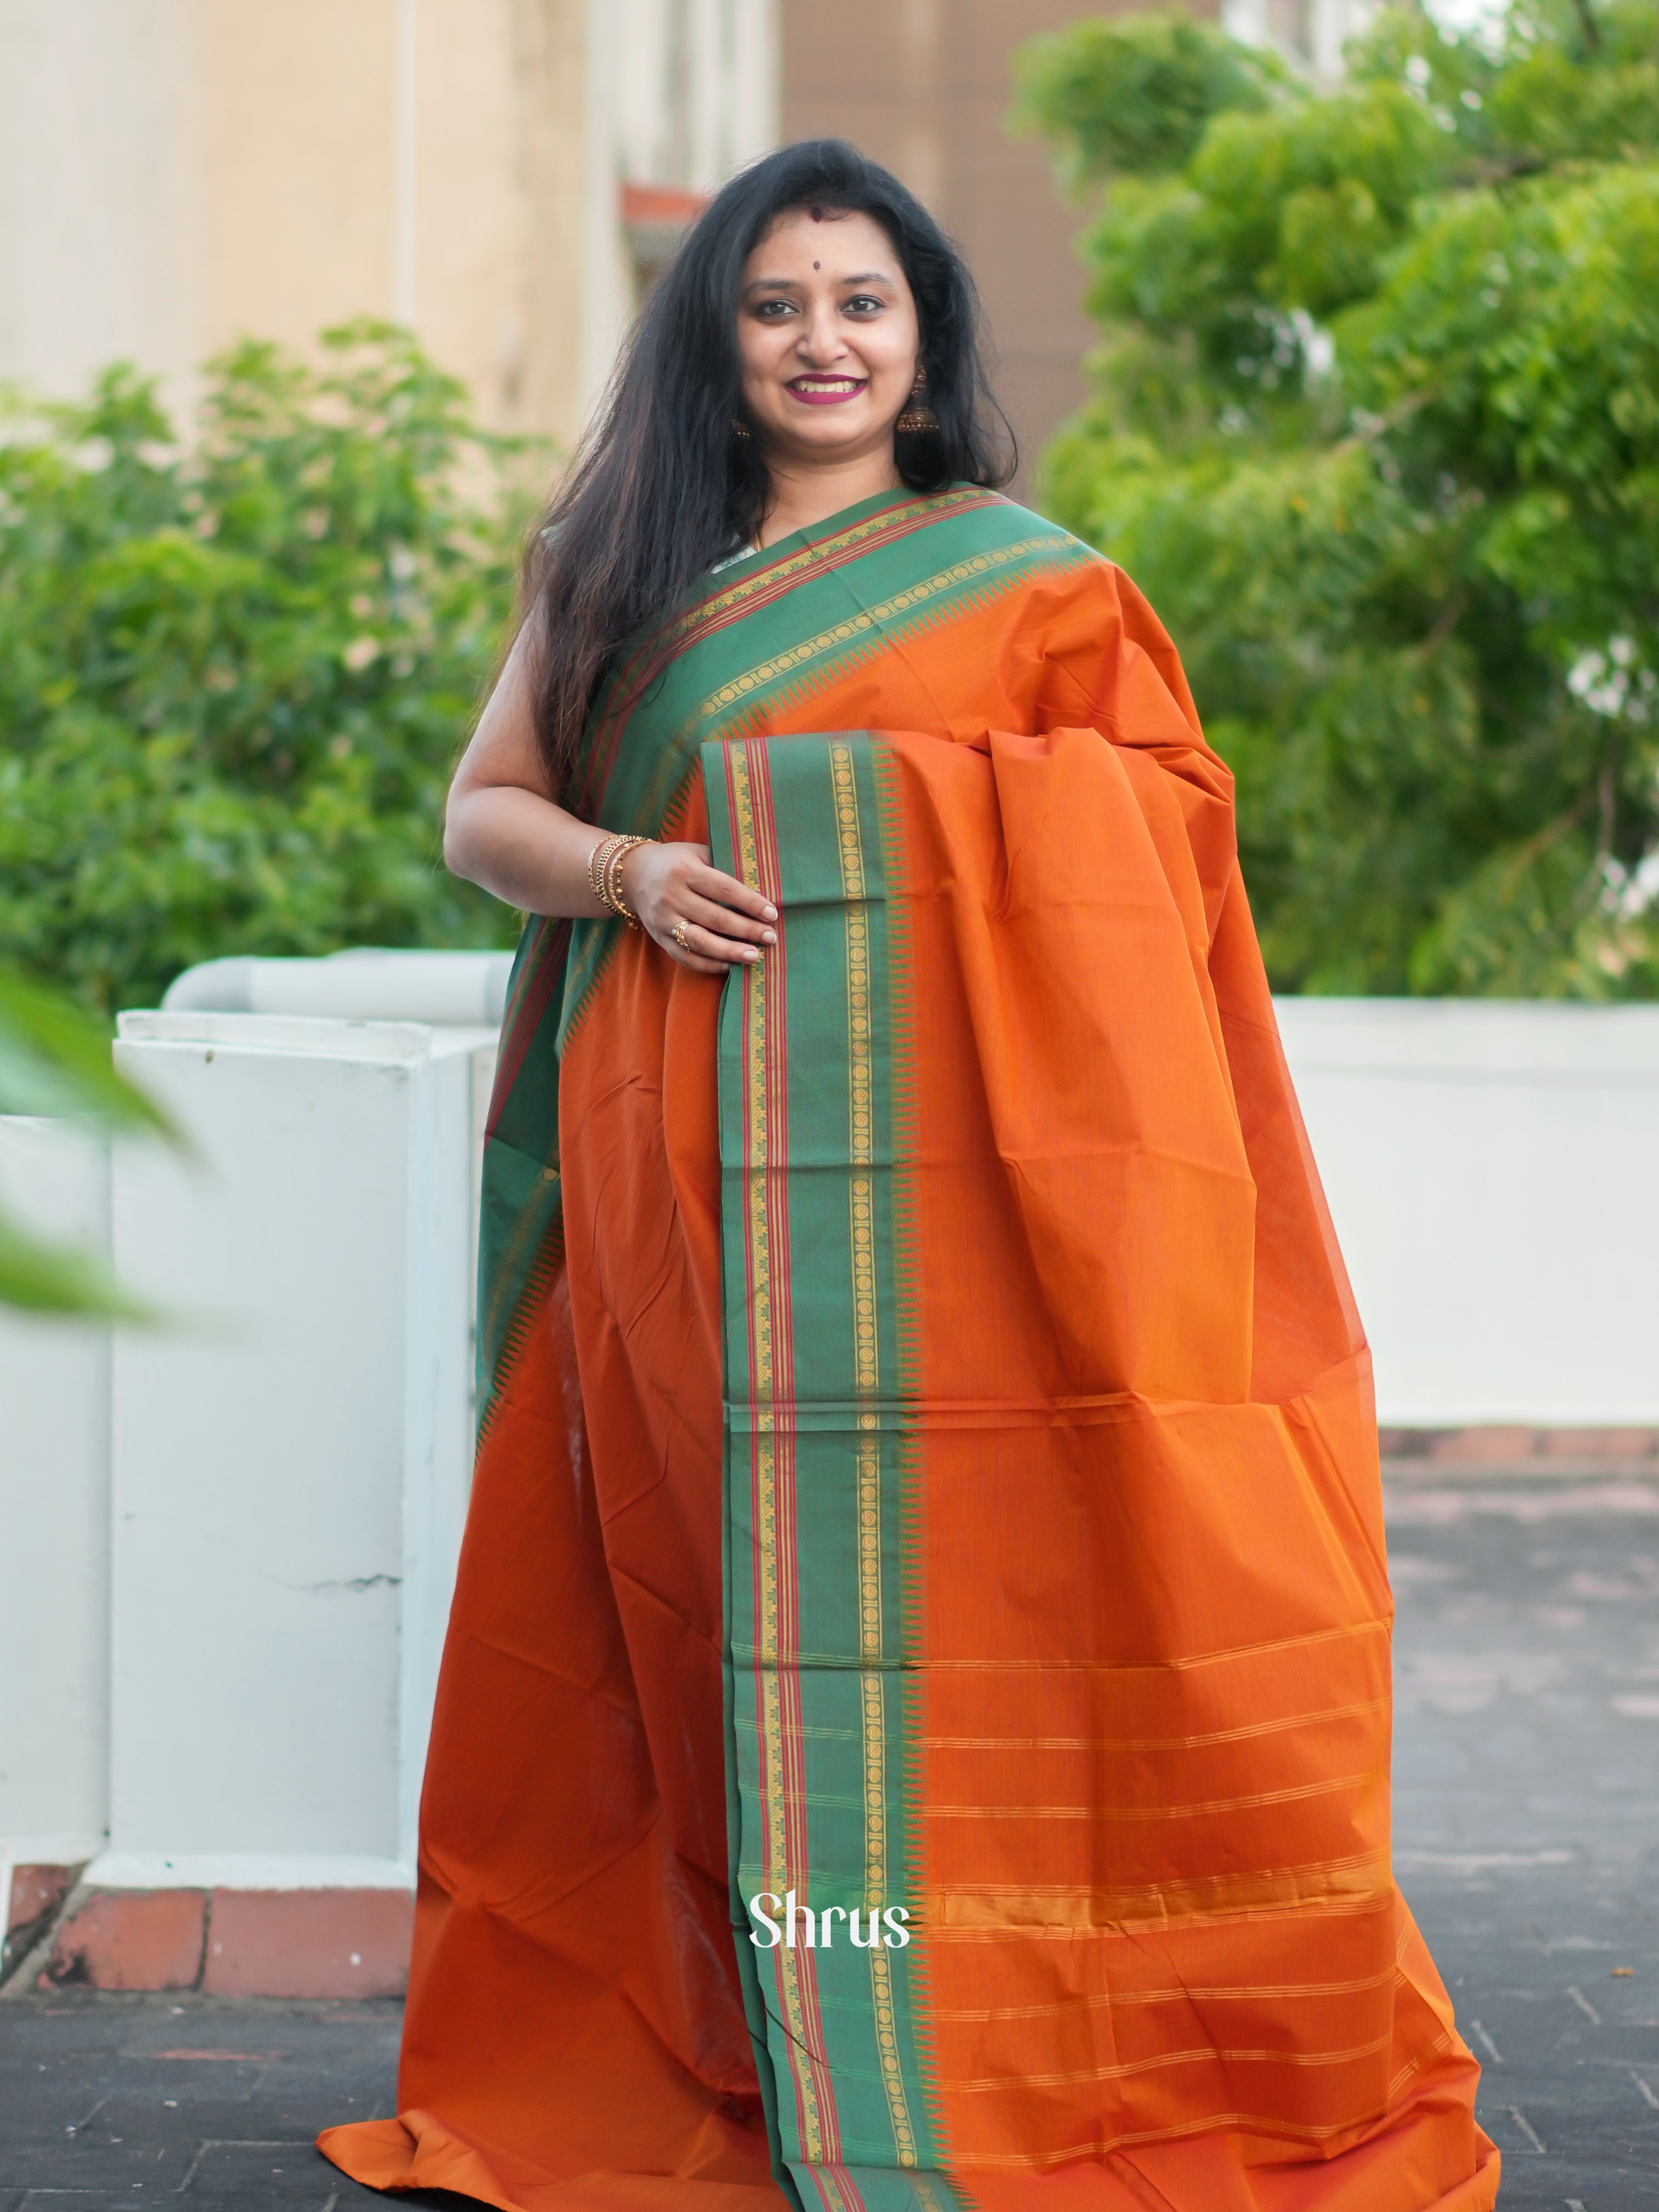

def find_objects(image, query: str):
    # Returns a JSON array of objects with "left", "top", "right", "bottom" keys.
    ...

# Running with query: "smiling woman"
[
  {"left": 735, "top": 209, "right": 925, "bottom": 509},
  {"left": 319, "top": 141, "right": 1497, "bottom": 2212}
]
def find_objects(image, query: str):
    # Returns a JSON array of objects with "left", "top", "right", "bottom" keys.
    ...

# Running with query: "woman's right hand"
[
  {"left": 442, "top": 625, "right": 778, "bottom": 966},
  {"left": 619, "top": 841, "right": 777, "bottom": 974}
]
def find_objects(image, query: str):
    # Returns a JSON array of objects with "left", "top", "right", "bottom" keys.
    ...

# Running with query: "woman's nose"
[{"left": 795, "top": 304, "right": 847, "bottom": 363}]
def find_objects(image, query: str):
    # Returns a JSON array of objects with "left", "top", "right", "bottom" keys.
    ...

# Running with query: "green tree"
[
  {"left": 1015, "top": 1, "right": 1659, "bottom": 994},
  {"left": 0, "top": 321, "right": 535, "bottom": 1014}
]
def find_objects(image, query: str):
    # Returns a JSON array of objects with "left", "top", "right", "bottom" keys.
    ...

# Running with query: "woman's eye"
[
  {"left": 845, "top": 296, "right": 884, "bottom": 315},
  {"left": 754, "top": 300, "right": 796, "bottom": 319}
]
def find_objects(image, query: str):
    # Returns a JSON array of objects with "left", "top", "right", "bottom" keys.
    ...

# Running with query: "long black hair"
[{"left": 523, "top": 139, "right": 1014, "bottom": 798}]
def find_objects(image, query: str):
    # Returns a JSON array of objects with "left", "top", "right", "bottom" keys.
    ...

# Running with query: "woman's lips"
[{"left": 786, "top": 376, "right": 868, "bottom": 407}]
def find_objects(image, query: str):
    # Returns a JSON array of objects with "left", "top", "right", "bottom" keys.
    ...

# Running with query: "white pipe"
[{"left": 161, "top": 950, "right": 514, "bottom": 1027}]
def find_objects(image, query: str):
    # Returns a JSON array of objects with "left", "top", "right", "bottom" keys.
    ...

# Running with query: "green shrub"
[
  {"left": 0, "top": 320, "right": 536, "bottom": 1013},
  {"left": 1018, "top": 0, "right": 1659, "bottom": 995}
]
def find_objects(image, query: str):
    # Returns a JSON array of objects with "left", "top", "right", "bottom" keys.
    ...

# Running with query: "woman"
[{"left": 321, "top": 142, "right": 1497, "bottom": 2212}]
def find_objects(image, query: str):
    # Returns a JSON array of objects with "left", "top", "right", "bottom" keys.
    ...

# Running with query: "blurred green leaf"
[
  {"left": 0, "top": 1206, "right": 153, "bottom": 1321},
  {"left": 0, "top": 967, "right": 174, "bottom": 1131},
  {"left": 0, "top": 966, "right": 176, "bottom": 1317}
]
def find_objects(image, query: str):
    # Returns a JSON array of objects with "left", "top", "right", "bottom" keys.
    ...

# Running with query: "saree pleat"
[{"left": 320, "top": 487, "right": 1497, "bottom": 2212}]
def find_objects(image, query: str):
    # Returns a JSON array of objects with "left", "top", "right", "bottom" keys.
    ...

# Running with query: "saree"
[{"left": 320, "top": 486, "right": 1498, "bottom": 2212}]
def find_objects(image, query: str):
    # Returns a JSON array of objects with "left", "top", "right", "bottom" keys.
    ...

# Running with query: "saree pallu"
[{"left": 321, "top": 487, "right": 1498, "bottom": 2212}]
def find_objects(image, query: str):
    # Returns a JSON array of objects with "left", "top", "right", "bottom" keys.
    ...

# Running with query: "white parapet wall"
[
  {"left": 1277, "top": 998, "right": 1659, "bottom": 1428},
  {"left": 3, "top": 981, "right": 1658, "bottom": 1951},
  {"left": 0, "top": 1118, "right": 112, "bottom": 1872}
]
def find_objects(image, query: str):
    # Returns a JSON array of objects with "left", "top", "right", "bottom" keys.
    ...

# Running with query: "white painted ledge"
[
  {"left": 120, "top": 1008, "right": 497, "bottom": 1061},
  {"left": 82, "top": 1851, "right": 414, "bottom": 1892}
]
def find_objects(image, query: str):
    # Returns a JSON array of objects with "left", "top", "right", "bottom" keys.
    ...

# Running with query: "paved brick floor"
[
  {"left": 1386, "top": 1468, "right": 1659, "bottom": 2208},
  {"left": 0, "top": 1997, "right": 397, "bottom": 2210},
  {"left": 3, "top": 1468, "right": 1657, "bottom": 2209}
]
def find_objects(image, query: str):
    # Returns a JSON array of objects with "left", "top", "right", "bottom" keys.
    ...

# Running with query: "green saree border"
[{"left": 708, "top": 731, "right": 967, "bottom": 2212}]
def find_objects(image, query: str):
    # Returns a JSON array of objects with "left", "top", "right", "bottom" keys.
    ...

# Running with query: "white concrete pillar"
[{"left": 90, "top": 1011, "right": 495, "bottom": 1891}]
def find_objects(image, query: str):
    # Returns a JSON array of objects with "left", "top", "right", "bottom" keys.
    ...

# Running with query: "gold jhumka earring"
[{"left": 895, "top": 368, "right": 938, "bottom": 435}]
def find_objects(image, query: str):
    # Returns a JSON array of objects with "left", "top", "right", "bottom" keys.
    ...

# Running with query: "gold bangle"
[
  {"left": 597, "top": 833, "right": 648, "bottom": 927},
  {"left": 611, "top": 838, "right": 646, "bottom": 927},
  {"left": 586, "top": 836, "right": 608, "bottom": 906},
  {"left": 587, "top": 832, "right": 634, "bottom": 921},
  {"left": 588, "top": 832, "right": 625, "bottom": 907}
]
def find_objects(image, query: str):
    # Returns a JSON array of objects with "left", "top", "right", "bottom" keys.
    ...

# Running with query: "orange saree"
[{"left": 321, "top": 486, "right": 1498, "bottom": 2211}]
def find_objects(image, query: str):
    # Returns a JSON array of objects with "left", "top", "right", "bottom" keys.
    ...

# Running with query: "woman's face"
[{"left": 736, "top": 207, "right": 922, "bottom": 469}]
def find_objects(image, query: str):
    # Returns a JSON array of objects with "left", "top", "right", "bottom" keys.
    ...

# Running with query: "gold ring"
[{"left": 671, "top": 921, "right": 691, "bottom": 951}]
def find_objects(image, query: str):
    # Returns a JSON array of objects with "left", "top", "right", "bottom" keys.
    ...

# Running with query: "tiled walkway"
[
  {"left": 4, "top": 1468, "right": 1657, "bottom": 2210},
  {"left": 0, "top": 1997, "right": 396, "bottom": 2209},
  {"left": 1387, "top": 1466, "right": 1659, "bottom": 2208}
]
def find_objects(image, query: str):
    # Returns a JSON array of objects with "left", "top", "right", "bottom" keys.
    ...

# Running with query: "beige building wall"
[
  {"left": 0, "top": 0, "right": 205, "bottom": 411},
  {"left": 0, "top": 0, "right": 778, "bottom": 452},
  {"left": 1, "top": 3, "right": 1335, "bottom": 482},
  {"left": 781, "top": 0, "right": 1220, "bottom": 500},
  {"left": 195, "top": 0, "right": 594, "bottom": 445}
]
